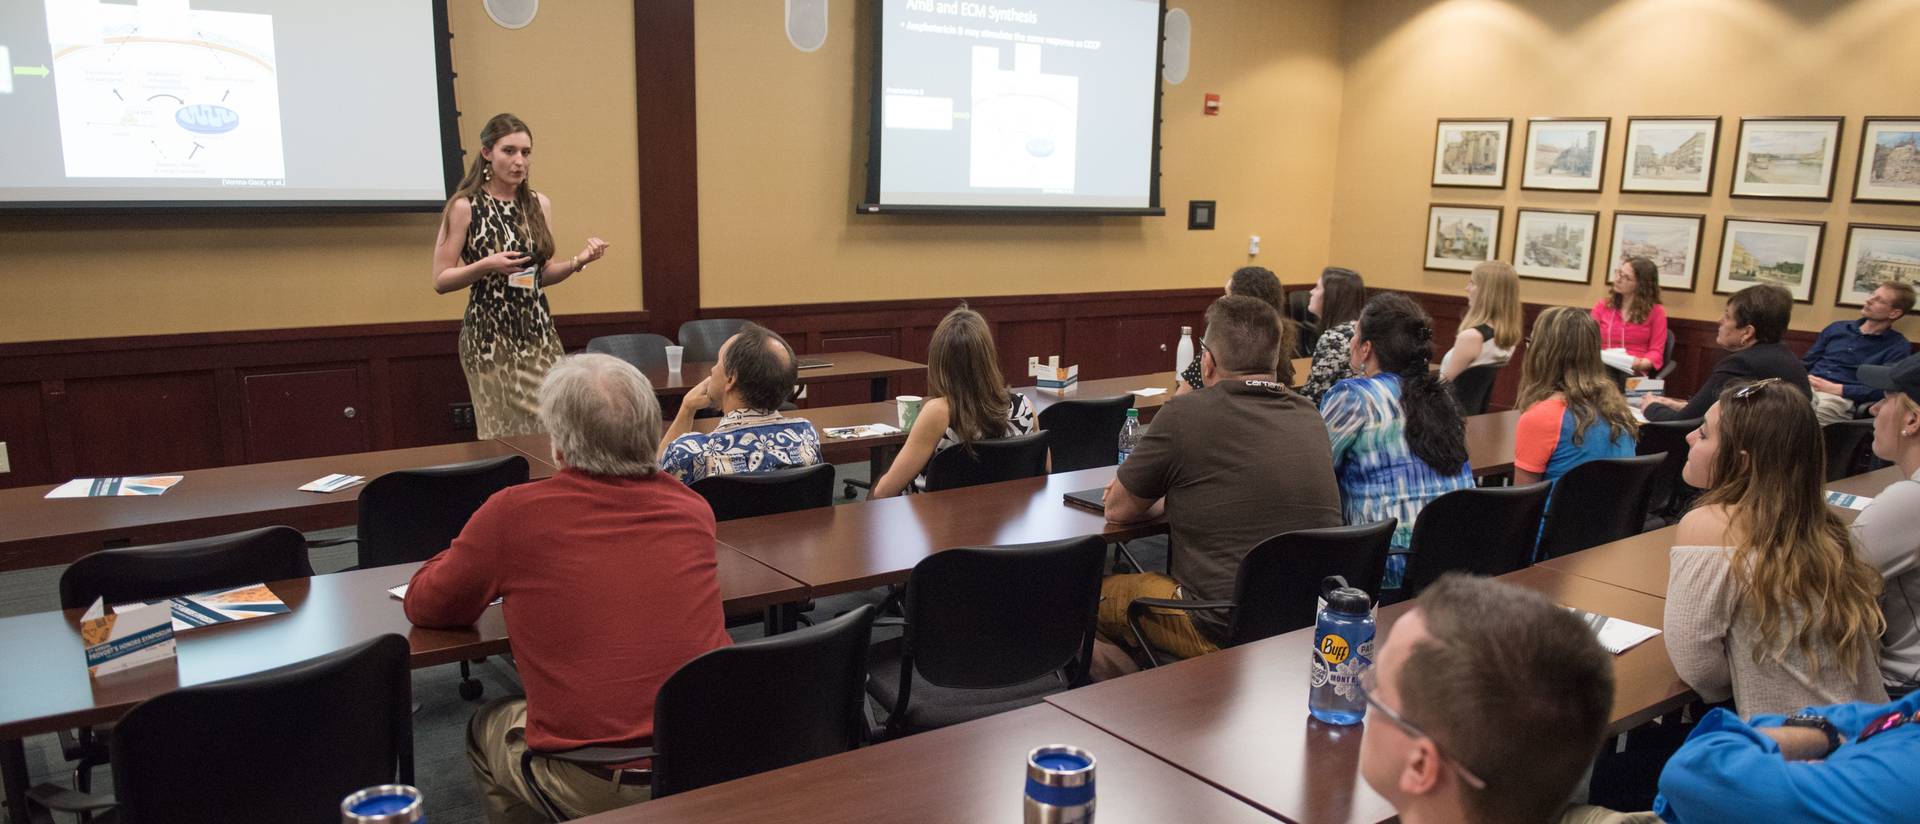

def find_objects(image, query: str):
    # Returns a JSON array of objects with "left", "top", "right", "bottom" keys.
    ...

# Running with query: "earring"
[{"left": 482, "top": 165, "right": 492, "bottom": 182}]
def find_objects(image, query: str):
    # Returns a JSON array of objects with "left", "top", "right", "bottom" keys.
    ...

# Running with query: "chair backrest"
[
  {"left": 357, "top": 455, "right": 529, "bottom": 569},
  {"left": 924, "top": 431, "right": 1050, "bottom": 492},
  {"left": 1036, "top": 396, "right": 1134, "bottom": 473},
  {"left": 677, "top": 318, "right": 748, "bottom": 363},
  {"left": 109, "top": 634, "right": 412, "bottom": 824},
  {"left": 585, "top": 333, "right": 675, "bottom": 372},
  {"left": 1822, "top": 418, "right": 1877, "bottom": 482},
  {"left": 59, "top": 526, "right": 313, "bottom": 611},
  {"left": 1293, "top": 319, "right": 1323, "bottom": 359},
  {"left": 1635, "top": 416, "right": 1700, "bottom": 519},
  {"left": 1448, "top": 363, "right": 1502, "bottom": 416},
  {"left": 689, "top": 463, "right": 836, "bottom": 521},
  {"left": 1536, "top": 454, "right": 1667, "bottom": 561},
  {"left": 904, "top": 536, "right": 1106, "bottom": 689},
  {"left": 1653, "top": 329, "right": 1679, "bottom": 380},
  {"left": 1288, "top": 288, "right": 1316, "bottom": 324},
  {"left": 1226, "top": 520, "right": 1395, "bottom": 647},
  {"left": 1402, "top": 482, "right": 1552, "bottom": 599},
  {"left": 650, "top": 605, "right": 876, "bottom": 798}
]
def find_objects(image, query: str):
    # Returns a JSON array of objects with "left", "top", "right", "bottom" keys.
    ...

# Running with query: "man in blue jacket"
[
  {"left": 1803, "top": 281, "right": 1913, "bottom": 424},
  {"left": 1652, "top": 690, "right": 1920, "bottom": 823}
]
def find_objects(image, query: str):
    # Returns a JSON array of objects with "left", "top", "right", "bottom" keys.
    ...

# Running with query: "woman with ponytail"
[
  {"left": 1322, "top": 292, "right": 1474, "bottom": 590},
  {"left": 432, "top": 113, "right": 610, "bottom": 438}
]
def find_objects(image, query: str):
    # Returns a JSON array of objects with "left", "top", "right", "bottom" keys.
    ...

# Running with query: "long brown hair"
[
  {"left": 1318, "top": 267, "right": 1366, "bottom": 330},
  {"left": 440, "top": 113, "right": 556, "bottom": 262},
  {"left": 1516, "top": 307, "right": 1637, "bottom": 447},
  {"left": 1461, "top": 261, "right": 1523, "bottom": 350},
  {"left": 927, "top": 306, "right": 1016, "bottom": 447},
  {"left": 1606, "top": 256, "right": 1663, "bottom": 325},
  {"left": 1228, "top": 266, "right": 1298, "bottom": 383},
  {"left": 1694, "top": 380, "right": 1883, "bottom": 675}
]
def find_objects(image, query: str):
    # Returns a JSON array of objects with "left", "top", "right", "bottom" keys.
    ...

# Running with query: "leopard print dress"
[{"left": 457, "top": 193, "right": 563, "bottom": 439}]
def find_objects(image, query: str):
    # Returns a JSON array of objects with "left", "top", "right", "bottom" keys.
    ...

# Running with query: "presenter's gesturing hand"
[{"left": 543, "top": 236, "right": 608, "bottom": 287}]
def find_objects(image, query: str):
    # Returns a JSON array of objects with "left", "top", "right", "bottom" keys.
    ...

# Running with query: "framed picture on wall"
[
  {"left": 1714, "top": 217, "right": 1825, "bottom": 303},
  {"left": 1619, "top": 117, "right": 1720, "bottom": 195},
  {"left": 1424, "top": 204, "right": 1502, "bottom": 272},
  {"left": 1521, "top": 117, "right": 1610, "bottom": 192},
  {"left": 1511, "top": 208, "right": 1599, "bottom": 283},
  {"left": 1852, "top": 118, "right": 1920, "bottom": 204},
  {"left": 1730, "top": 117, "right": 1844, "bottom": 201},
  {"left": 1836, "top": 224, "right": 1920, "bottom": 306},
  {"left": 1608, "top": 212, "right": 1706, "bottom": 292},
  {"left": 1431, "top": 119, "right": 1512, "bottom": 188}
]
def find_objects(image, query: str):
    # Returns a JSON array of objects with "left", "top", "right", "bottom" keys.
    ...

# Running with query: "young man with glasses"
[
  {"left": 1652, "top": 690, "right": 1920, "bottom": 822},
  {"left": 1359, "top": 573, "right": 1615, "bottom": 824}
]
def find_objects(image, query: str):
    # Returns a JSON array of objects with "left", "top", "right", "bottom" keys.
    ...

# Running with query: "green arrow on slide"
[{"left": 12, "top": 65, "right": 50, "bottom": 78}]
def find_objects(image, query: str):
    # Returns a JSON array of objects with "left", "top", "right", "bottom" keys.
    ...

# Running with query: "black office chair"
[
  {"left": 867, "top": 536, "right": 1105, "bottom": 737},
  {"left": 1536, "top": 454, "right": 1667, "bottom": 561},
  {"left": 1037, "top": 396, "right": 1134, "bottom": 473},
  {"left": 1823, "top": 419, "right": 1878, "bottom": 482},
  {"left": 316, "top": 453, "right": 527, "bottom": 700},
  {"left": 52, "top": 525, "right": 315, "bottom": 795},
  {"left": 1398, "top": 482, "right": 1551, "bottom": 600},
  {"left": 1653, "top": 329, "right": 1679, "bottom": 382},
  {"left": 585, "top": 332, "right": 674, "bottom": 372},
  {"left": 1125, "top": 520, "right": 1395, "bottom": 668},
  {"left": 1288, "top": 289, "right": 1317, "bottom": 325},
  {"left": 29, "top": 634, "right": 413, "bottom": 824},
  {"left": 518, "top": 606, "right": 875, "bottom": 818},
  {"left": 1293, "top": 319, "right": 1323, "bottom": 359},
  {"left": 923, "top": 431, "right": 1050, "bottom": 492},
  {"left": 690, "top": 463, "right": 836, "bottom": 521},
  {"left": 1636, "top": 417, "right": 1701, "bottom": 525},
  {"left": 677, "top": 318, "right": 748, "bottom": 363},
  {"left": 1448, "top": 363, "right": 1502, "bottom": 416}
]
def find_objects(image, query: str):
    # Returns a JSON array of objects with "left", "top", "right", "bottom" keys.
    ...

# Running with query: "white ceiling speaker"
[
  {"left": 1163, "top": 8, "right": 1191, "bottom": 85},
  {"left": 787, "top": 0, "right": 829, "bottom": 52},
  {"left": 485, "top": 0, "right": 539, "bottom": 30}
]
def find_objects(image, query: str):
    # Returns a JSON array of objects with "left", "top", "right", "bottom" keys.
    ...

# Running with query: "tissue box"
[
  {"left": 1030, "top": 362, "right": 1079, "bottom": 390},
  {"left": 81, "top": 597, "right": 176, "bottom": 677}
]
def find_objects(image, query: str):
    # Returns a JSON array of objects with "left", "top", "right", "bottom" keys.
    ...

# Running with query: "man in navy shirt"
[{"left": 1803, "top": 281, "right": 1913, "bottom": 424}]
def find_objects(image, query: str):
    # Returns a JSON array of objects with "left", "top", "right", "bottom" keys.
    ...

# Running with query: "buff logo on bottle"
[{"left": 1309, "top": 575, "right": 1375, "bottom": 725}]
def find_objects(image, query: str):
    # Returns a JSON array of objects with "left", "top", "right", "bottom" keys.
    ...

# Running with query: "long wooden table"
[
  {"left": 0, "top": 548, "right": 806, "bottom": 824},
  {"left": 1043, "top": 565, "right": 1686, "bottom": 824},
  {"left": 641, "top": 350, "right": 924, "bottom": 404},
  {"left": 571, "top": 703, "right": 1278, "bottom": 823}
]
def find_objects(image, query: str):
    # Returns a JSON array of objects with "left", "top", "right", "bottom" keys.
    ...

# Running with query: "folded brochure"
[
  {"left": 46, "top": 475, "right": 184, "bottom": 498},
  {"left": 112, "top": 583, "right": 289, "bottom": 632},
  {"left": 1565, "top": 606, "right": 1661, "bottom": 655},
  {"left": 300, "top": 473, "right": 365, "bottom": 493},
  {"left": 823, "top": 423, "right": 903, "bottom": 439},
  {"left": 388, "top": 583, "right": 502, "bottom": 606}
]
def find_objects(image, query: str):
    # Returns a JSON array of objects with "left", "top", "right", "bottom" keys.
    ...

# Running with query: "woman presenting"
[{"left": 432, "top": 113, "right": 607, "bottom": 439}]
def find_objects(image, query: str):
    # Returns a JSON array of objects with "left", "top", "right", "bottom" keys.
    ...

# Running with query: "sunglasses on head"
[{"left": 1732, "top": 377, "right": 1782, "bottom": 399}]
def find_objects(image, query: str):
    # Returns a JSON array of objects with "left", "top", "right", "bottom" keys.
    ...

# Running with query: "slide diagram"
[
  {"left": 44, "top": 0, "right": 285, "bottom": 180},
  {"left": 969, "top": 43, "right": 1077, "bottom": 191}
]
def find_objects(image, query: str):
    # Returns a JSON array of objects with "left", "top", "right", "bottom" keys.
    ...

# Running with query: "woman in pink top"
[{"left": 1591, "top": 256, "right": 1668, "bottom": 375}]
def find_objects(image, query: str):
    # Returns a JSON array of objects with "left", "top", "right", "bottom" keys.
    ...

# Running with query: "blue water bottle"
[{"left": 1308, "top": 575, "right": 1374, "bottom": 725}]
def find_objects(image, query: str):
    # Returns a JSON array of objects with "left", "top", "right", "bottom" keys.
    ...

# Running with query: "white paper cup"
[
  {"left": 896, "top": 395, "right": 924, "bottom": 431},
  {"left": 665, "top": 346, "right": 685, "bottom": 372}
]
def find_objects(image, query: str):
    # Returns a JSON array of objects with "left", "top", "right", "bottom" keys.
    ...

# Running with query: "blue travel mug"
[
  {"left": 1025, "top": 745, "right": 1096, "bottom": 823},
  {"left": 341, "top": 784, "right": 425, "bottom": 823}
]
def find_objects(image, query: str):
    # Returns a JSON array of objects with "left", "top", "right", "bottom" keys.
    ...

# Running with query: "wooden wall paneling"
[
  {"left": 62, "top": 372, "right": 224, "bottom": 478},
  {"left": 0, "top": 383, "right": 53, "bottom": 487},
  {"left": 386, "top": 355, "right": 474, "bottom": 449},
  {"left": 213, "top": 368, "right": 248, "bottom": 465},
  {"left": 634, "top": 0, "right": 701, "bottom": 337},
  {"left": 1109, "top": 315, "right": 1191, "bottom": 380},
  {"left": 239, "top": 365, "right": 373, "bottom": 463},
  {"left": 41, "top": 380, "right": 74, "bottom": 481},
  {"left": 366, "top": 358, "right": 396, "bottom": 451},
  {"left": 993, "top": 319, "right": 1068, "bottom": 387}
]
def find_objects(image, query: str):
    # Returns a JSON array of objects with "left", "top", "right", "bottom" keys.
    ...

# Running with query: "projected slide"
[
  {"left": 46, "top": 0, "right": 285, "bottom": 181},
  {"left": 871, "top": 0, "right": 1162, "bottom": 211}
]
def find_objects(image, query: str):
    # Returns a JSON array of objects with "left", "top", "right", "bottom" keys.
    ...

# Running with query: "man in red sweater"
[{"left": 406, "top": 353, "right": 730, "bottom": 823}]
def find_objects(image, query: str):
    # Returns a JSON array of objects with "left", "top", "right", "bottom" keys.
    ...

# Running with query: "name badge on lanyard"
[{"left": 507, "top": 267, "right": 538, "bottom": 290}]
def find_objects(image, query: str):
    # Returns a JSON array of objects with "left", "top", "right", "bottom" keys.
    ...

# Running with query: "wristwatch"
[{"left": 1782, "top": 713, "right": 1843, "bottom": 758}]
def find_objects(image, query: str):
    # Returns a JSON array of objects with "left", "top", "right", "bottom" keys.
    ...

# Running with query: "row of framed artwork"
[
  {"left": 1422, "top": 203, "right": 1920, "bottom": 308},
  {"left": 1431, "top": 115, "right": 1920, "bottom": 204}
]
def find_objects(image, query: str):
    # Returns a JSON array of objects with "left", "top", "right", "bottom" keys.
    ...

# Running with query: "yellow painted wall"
[
  {"left": 1330, "top": 0, "right": 1920, "bottom": 335},
  {"left": 0, "top": 2, "right": 642, "bottom": 344},
  {"left": 694, "top": 0, "right": 1346, "bottom": 308}
]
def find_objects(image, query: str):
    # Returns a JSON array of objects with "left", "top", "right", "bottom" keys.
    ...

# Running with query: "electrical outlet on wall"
[{"left": 449, "top": 403, "right": 476, "bottom": 430}]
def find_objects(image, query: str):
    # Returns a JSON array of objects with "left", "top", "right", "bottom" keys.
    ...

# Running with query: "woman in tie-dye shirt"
[{"left": 1322, "top": 293, "right": 1474, "bottom": 590}]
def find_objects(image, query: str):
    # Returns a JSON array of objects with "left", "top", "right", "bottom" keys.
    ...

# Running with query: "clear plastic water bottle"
[
  {"left": 1309, "top": 575, "right": 1374, "bottom": 725},
  {"left": 1175, "top": 326, "right": 1196, "bottom": 376},
  {"left": 1117, "top": 409, "right": 1142, "bottom": 464}
]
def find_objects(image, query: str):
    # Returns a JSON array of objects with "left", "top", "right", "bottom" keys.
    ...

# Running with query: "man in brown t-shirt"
[{"left": 1101, "top": 295, "right": 1343, "bottom": 658}]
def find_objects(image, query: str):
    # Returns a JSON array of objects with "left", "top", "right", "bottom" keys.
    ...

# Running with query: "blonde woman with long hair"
[
  {"left": 432, "top": 113, "right": 609, "bottom": 438},
  {"left": 1511, "top": 307, "right": 1637, "bottom": 486},
  {"left": 1668, "top": 379, "right": 1887, "bottom": 716},
  {"left": 871, "top": 306, "right": 1036, "bottom": 497},
  {"left": 1439, "top": 260, "right": 1522, "bottom": 381}
]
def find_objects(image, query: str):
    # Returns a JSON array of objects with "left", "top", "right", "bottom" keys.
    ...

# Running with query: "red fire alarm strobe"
[{"left": 1203, "top": 93, "right": 1220, "bottom": 116}]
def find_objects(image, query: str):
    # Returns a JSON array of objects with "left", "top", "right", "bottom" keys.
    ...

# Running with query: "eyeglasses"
[
  {"left": 1357, "top": 667, "right": 1489, "bottom": 790},
  {"left": 1856, "top": 709, "right": 1920, "bottom": 743},
  {"left": 1732, "top": 377, "right": 1781, "bottom": 399},
  {"left": 1198, "top": 338, "right": 1212, "bottom": 359}
]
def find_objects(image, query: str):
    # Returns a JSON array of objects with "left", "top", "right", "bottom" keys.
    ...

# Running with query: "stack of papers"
[
  {"left": 113, "top": 583, "right": 289, "bottom": 632},
  {"left": 299, "top": 474, "right": 365, "bottom": 493},
  {"left": 823, "top": 423, "right": 903, "bottom": 439},
  {"left": 1565, "top": 607, "right": 1662, "bottom": 655},
  {"left": 1130, "top": 387, "right": 1166, "bottom": 397},
  {"left": 46, "top": 475, "right": 184, "bottom": 498}
]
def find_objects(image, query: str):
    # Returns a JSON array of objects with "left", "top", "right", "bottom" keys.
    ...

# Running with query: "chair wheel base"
[{"left": 459, "top": 678, "right": 484, "bottom": 701}]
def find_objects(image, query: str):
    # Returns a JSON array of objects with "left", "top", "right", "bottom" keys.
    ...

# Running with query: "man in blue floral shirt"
[{"left": 658, "top": 323, "right": 822, "bottom": 484}]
